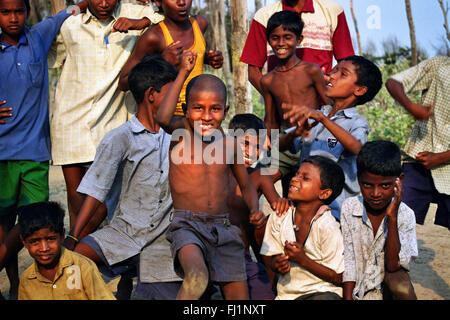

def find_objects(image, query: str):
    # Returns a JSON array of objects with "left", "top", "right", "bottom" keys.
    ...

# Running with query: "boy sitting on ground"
[
  {"left": 341, "top": 140, "right": 418, "bottom": 300},
  {"left": 18, "top": 201, "right": 115, "bottom": 300},
  {"left": 261, "top": 156, "right": 345, "bottom": 300}
]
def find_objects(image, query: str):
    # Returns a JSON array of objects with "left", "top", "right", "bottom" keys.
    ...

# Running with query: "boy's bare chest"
[{"left": 270, "top": 72, "right": 315, "bottom": 103}]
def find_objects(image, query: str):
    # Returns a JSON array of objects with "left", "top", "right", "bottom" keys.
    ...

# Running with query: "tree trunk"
[
  {"left": 438, "top": 0, "right": 450, "bottom": 41},
  {"left": 404, "top": 0, "right": 418, "bottom": 66},
  {"left": 255, "top": 0, "right": 262, "bottom": 13},
  {"left": 218, "top": 0, "right": 233, "bottom": 108},
  {"left": 50, "top": 0, "right": 66, "bottom": 15},
  {"left": 230, "top": 0, "right": 251, "bottom": 115},
  {"left": 349, "top": 0, "right": 362, "bottom": 55}
]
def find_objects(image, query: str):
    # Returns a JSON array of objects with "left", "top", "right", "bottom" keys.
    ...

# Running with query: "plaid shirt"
[
  {"left": 48, "top": 3, "right": 163, "bottom": 165},
  {"left": 391, "top": 56, "right": 450, "bottom": 195}
]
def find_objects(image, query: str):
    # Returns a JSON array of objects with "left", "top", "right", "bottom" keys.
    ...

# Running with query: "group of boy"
[{"left": 0, "top": 0, "right": 448, "bottom": 301}]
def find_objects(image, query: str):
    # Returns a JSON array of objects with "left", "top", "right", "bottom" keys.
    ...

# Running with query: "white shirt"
[{"left": 261, "top": 206, "right": 344, "bottom": 300}]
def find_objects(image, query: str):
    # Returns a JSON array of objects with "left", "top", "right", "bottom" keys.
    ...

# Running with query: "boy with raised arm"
[
  {"left": 156, "top": 52, "right": 265, "bottom": 300},
  {"left": 280, "top": 55, "right": 382, "bottom": 220}
]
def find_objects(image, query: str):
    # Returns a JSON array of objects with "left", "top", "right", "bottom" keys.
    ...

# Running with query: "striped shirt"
[
  {"left": 391, "top": 56, "right": 450, "bottom": 195},
  {"left": 240, "top": 0, "right": 354, "bottom": 73}
]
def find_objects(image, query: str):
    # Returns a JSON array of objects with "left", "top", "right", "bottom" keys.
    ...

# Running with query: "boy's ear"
[
  {"left": 182, "top": 102, "right": 188, "bottom": 116},
  {"left": 147, "top": 87, "right": 155, "bottom": 103},
  {"left": 297, "top": 35, "right": 304, "bottom": 46},
  {"left": 399, "top": 173, "right": 405, "bottom": 183},
  {"left": 223, "top": 105, "right": 230, "bottom": 118},
  {"left": 318, "top": 188, "right": 333, "bottom": 203},
  {"left": 354, "top": 85, "right": 368, "bottom": 99},
  {"left": 19, "top": 235, "right": 26, "bottom": 247}
]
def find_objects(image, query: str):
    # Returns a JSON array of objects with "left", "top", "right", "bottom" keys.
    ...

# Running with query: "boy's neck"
[
  {"left": 275, "top": 55, "right": 301, "bottom": 72},
  {"left": 136, "top": 104, "right": 160, "bottom": 133},
  {"left": 329, "top": 97, "right": 358, "bottom": 116},
  {"left": 294, "top": 199, "right": 323, "bottom": 220},
  {"left": 164, "top": 15, "right": 192, "bottom": 31},
  {"left": 286, "top": 0, "right": 305, "bottom": 11},
  {"left": 0, "top": 32, "right": 21, "bottom": 46}
]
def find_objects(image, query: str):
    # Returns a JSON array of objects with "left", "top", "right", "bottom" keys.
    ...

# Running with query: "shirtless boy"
[
  {"left": 260, "top": 10, "right": 331, "bottom": 194},
  {"left": 156, "top": 52, "right": 265, "bottom": 300}
]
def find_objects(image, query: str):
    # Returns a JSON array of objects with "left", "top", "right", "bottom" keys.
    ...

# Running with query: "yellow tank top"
[{"left": 159, "top": 17, "right": 206, "bottom": 116}]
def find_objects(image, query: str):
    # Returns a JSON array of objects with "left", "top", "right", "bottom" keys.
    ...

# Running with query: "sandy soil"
[{"left": 1, "top": 165, "right": 449, "bottom": 300}]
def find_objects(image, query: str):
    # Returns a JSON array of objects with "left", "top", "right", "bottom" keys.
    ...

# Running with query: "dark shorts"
[
  {"left": 402, "top": 163, "right": 450, "bottom": 229},
  {"left": 0, "top": 160, "right": 49, "bottom": 216},
  {"left": 166, "top": 210, "right": 247, "bottom": 283}
]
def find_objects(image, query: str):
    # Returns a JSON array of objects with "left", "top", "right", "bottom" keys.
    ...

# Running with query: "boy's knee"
[
  {"left": 181, "top": 267, "right": 209, "bottom": 298},
  {"left": 384, "top": 269, "right": 417, "bottom": 300}
]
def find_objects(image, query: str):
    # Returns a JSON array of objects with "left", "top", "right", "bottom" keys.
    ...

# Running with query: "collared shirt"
[
  {"left": 240, "top": 0, "right": 354, "bottom": 73},
  {"left": 340, "top": 196, "right": 418, "bottom": 300},
  {"left": 391, "top": 56, "right": 450, "bottom": 195},
  {"left": 261, "top": 206, "right": 344, "bottom": 300},
  {"left": 77, "top": 116, "right": 180, "bottom": 283},
  {"left": 48, "top": 3, "right": 163, "bottom": 165},
  {"left": 19, "top": 248, "right": 115, "bottom": 300},
  {"left": 291, "top": 105, "right": 369, "bottom": 219},
  {"left": 0, "top": 10, "right": 71, "bottom": 161}
]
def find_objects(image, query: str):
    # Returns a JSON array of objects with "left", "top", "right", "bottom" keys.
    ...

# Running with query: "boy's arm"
[
  {"left": 258, "top": 173, "right": 291, "bottom": 215},
  {"left": 112, "top": 17, "right": 151, "bottom": 33},
  {"left": 260, "top": 76, "right": 279, "bottom": 133},
  {"left": 64, "top": 196, "right": 102, "bottom": 250},
  {"left": 415, "top": 150, "right": 450, "bottom": 169},
  {"left": 385, "top": 78, "right": 433, "bottom": 121},
  {"left": 156, "top": 51, "right": 196, "bottom": 134},
  {"left": 385, "top": 178, "right": 406, "bottom": 272},
  {"left": 309, "top": 64, "right": 333, "bottom": 107},
  {"left": 118, "top": 29, "right": 164, "bottom": 91},
  {"left": 283, "top": 105, "right": 363, "bottom": 155},
  {"left": 231, "top": 143, "right": 265, "bottom": 228}
]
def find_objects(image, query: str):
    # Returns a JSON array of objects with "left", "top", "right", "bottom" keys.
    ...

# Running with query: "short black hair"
[
  {"left": 357, "top": 140, "right": 402, "bottom": 177},
  {"left": 228, "top": 113, "right": 266, "bottom": 132},
  {"left": 18, "top": 202, "right": 65, "bottom": 240},
  {"left": 266, "top": 10, "right": 304, "bottom": 39},
  {"left": 0, "top": 0, "right": 30, "bottom": 14},
  {"left": 128, "top": 54, "right": 178, "bottom": 104},
  {"left": 183, "top": 74, "right": 227, "bottom": 114},
  {"left": 303, "top": 156, "right": 345, "bottom": 205},
  {"left": 342, "top": 55, "right": 382, "bottom": 105}
]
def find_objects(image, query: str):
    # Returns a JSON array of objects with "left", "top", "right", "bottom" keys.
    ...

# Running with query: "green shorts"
[{"left": 0, "top": 160, "right": 49, "bottom": 216}]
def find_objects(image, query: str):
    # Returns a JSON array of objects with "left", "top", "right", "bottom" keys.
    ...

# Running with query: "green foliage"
[{"left": 357, "top": 58, "right": 419, "bottom": 148}]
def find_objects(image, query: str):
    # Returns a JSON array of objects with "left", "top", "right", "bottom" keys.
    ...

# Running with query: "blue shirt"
[
  {"left": 0, "top": 10, "right": 71, "bottom": 161},
  {"left": 77, "top": 116, "right": 180, "bottom": 283},
  {"left": 292, "top": 105, "right": 369, "bottom": 220}
]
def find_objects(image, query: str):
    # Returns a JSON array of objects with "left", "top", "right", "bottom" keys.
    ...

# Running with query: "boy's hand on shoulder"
[
  {"left": 282, "top": 103, "right": 321, "bottom": 135},
  {"left": 272, "top": 254, "right": 290, "bottom": 274},
  {"left": 386, "top": 178, "right": 402, "bottom": 219},
  {"left": 206, "top": 50, "right": 223, "bottom": 69},
  {"left": 249, "top": 210, "right": 266, "bottom": 229},
  {"left": 408, "top": 102, "right": 434, "bottom": 121},
  {"left": 271, "top": 198, "right": 293, "bottom": 216},
  {"left": 112, "top": 17, "right": 151, "bottom": 33},
  {"left": 0, "top": 101, "right": 13, "bottom": 124}
]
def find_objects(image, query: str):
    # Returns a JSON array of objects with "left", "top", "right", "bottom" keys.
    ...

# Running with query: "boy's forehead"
[
  {"left": 337, "top": 60, "right": 357, "bottom": 73},
  {"left": 187, "top": 87, "right": 226, "bottom": 105},
  {"left": 0, "top": 0, "right": 26, "bottom": 8}
]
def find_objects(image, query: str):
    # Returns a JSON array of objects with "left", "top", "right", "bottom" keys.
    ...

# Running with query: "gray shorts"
[{"left": 166, "top": 210, "right": 247, "bottom": 283}]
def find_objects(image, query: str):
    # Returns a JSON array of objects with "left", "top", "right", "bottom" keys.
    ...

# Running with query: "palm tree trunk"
[{"left": 349, "top": 0, "right": 362, "bottom": 55}]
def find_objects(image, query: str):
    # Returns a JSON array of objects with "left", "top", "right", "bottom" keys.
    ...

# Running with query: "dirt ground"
[{"left": 1, "top": 165, "right": 449, "bottom": 300}]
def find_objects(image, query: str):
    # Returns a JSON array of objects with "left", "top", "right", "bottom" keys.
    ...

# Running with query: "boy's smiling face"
[
  {"left": 268, "top": 25, "right": 302, "bottom": 61},
  {"left": 88, "top": 0, "right": 118, "bottom": 20},
  {"left": 236, "top": 134, "right": 261, "bottom": 168},
  {"left": 0, "top": 0, "right": 27, "bottom": 44},
  {"left": 325, "top": 60, "right": 367, "bottom": 101},
  {"left": 185, "top": 89, "right": 228, "bottom": 138},
  {"left": 22, "top": 228, "right": 63, "bottom": 268},
  {"left": 289, "top": 162, "right": 330, "bottom": 203},
  {"left": 358, "top": 171, "right": 397, "bottom": 213}
]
